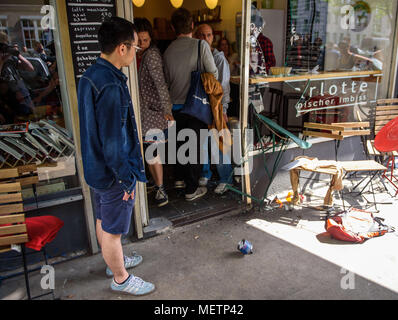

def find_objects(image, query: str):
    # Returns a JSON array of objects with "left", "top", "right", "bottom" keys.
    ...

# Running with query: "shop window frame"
[
  {"left": 20, "top": 15, "right": 52, "bottom": 49},
  {"left": 0, "top": 15, "right": 8, "bottom": 35}
]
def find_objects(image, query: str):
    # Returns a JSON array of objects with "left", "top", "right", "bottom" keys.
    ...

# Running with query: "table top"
[
  {"left": 230, "top": 70, "right": 383, "bottom": 85},
  {"left": 340, "top": 160, "right": 387, "bottom": 172},
  {"left": 295, "top": 160, "right": 386, "bottom": 175}
]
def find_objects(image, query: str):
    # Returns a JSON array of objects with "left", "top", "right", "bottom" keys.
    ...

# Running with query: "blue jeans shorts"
[{"left": 92, "top": 181, "right": 135, "bottom": 235}]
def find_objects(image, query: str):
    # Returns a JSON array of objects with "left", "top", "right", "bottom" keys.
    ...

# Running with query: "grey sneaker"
[
  {"left": 214, "top": 183, "right": 231, "bottom": 195},
  {"left": 155, "top": 185, "right": 168, "bottom": 207},
  {"left": 199, "top": 177, "right": 209, "bottom": 187},
  {"left": 174, "top": 180, "right": 186, "bottom": 189},
  {"left": 111, "top": 275, "right": 155, "bottom": 296},
  {"left": 106, "top": 253, "right": 143, "bottom": 277},
  {"left": 185, "top": 187, "right": 207, "bottom": 201}
]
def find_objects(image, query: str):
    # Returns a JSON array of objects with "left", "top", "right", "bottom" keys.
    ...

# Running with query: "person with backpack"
[{"left": 163, "top": 8, "right": 218, "bottom": 201}]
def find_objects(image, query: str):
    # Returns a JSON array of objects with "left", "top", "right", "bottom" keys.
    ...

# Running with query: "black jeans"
[{"left": 173, "top": 111, "right": 207, "bottom": 194}]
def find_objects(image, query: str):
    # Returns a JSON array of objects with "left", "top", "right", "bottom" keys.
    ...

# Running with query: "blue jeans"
[{"left": 202, "top": 137, "right": 233, "bottom": 184}]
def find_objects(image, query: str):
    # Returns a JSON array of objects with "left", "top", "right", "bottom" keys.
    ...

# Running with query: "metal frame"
[
  {"left": 52, "top": 0, "right": 99, "bottom": 254},
  {"left": 239, "top": 0, "right": 252, "bottom": 206}
]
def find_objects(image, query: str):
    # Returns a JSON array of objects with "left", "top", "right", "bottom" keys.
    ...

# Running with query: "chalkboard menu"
[{"left": 66, "top": 0, "right": 116, "bottom": 85}]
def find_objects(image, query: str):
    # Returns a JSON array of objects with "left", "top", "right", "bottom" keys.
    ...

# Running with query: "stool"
[
  {"left": 282, "top": 92, "right": 307, "bottom": 133},
  {"left": 261, "top": 88, "right": 283, "bottom": 125}
]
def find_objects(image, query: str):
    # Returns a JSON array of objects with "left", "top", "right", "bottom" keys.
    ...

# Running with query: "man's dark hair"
[
  {"left": 171, "top": 8, "right": 193, "bottom": 36},
  {"left": 134, "top": 18, "right": 155, "bottom": 45},
  {"left": 98, "top": 17, "right": 137, "bottom": 55}
]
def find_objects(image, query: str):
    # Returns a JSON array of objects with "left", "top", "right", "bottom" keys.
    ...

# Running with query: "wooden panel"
[
  {"left": 0, "top": 203, "right": 24, "bottom": 216},
  {"left": 0, "top": 176, "right": 39, "bottom": 187},
  {"left": 0, "top": 168, "right": 19, "bottom": 180},
  {"left": 0, "top": 246, "right": 11, "bottom": 253},
  {"left": 17, "top": 164, "right": 38, "bottom": 174},
  {"left": 0, "top": 192, "right": 22, "bottom": 204},
  {"left": 303, "top": 122, "right": 346, "bottom": 131},
  {"left": 366, "top": 140, "right": 380, "bottom": 156},
  {"left": 376, "top": 105, "right": 398, "bottom": 111},
  {"left": 0, "top": 182, "right": 21, "bottom": 193},
  {"left": 0, "top": 214, "right": 25, "bottom": 225},
  {"left": 303, "top": 130, "right": 343, "bottom": 140},
  {"left": 374, "top": 114, "right": 398, "bottom": 121},
  {"left": 375, "top": 110, "right": 398, "bottom": 116},
  {"left": 377, "top": 98, "right": 398, "bottom": 105},
  {"left": 375, "top": 125, "right": 386, "bottom": 134},
  {"left": 17, "top": 175, "right": 39, "bottom": 186},
  {"left": 340, "top": 130, "right": 370, "bottom": 136},
  {"left": 0, "top": 224, "right": 27, "bottom": 236},
  {"left": 0, "top": 234, "right": 28, "bottom": 246},
  {"left": 375, "top": 119, "right": 391, "bottom": 126},
  {"left": 331, "top": 122, "right": 370, "bottom": 128}
]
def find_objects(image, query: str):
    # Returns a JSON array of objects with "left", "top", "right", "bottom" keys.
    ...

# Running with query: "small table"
[{"left": 290, "top": 158, "right": 387, "bottom": 210}]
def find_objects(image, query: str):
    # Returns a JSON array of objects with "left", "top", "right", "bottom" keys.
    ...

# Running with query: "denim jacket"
[{"left": 78, "top": 57, "right": 147, "bottom": 194}]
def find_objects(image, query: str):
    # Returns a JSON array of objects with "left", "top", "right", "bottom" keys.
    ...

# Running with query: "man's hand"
[
  {"left": 123, "top": 190, "right": 135, "bottom": 202},
  {"left": 164, "top": 113, "right": 174, "bottom": 121}
]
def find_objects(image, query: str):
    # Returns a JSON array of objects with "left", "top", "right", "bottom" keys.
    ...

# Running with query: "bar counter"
[{"left": 230, "top": 70, "right": 383, "bottom": 85}]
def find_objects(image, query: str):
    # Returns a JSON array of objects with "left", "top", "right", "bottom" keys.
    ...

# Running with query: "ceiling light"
[
  {"left": 205, "top": 0, "right": 218, "bottom": 10},
  {"left": 170, "top": 0, "right": 183, "bottom": 8},
  {"left": 132, "top": 0, "right": 145, "bottom": 7}
]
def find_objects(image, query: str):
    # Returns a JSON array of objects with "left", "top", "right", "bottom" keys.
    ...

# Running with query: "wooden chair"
[
  {"left": 303, "top": 121, "right": 371, "bottom": 141},
  {"left": 365, "top": 99, "right": 398, "bottom": 196},
  {"left": 366, "top": 98, "right": 398, "bottom": 160},
  {"left": 303, "top": 121, "right": 370, "bottom": 160},
  {"left": 0, "top": 165, "right": 60, "bottom": 300}
]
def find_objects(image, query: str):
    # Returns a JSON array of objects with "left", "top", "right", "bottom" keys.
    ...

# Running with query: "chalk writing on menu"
[{"left": 66, "top": 0, "right": 116, "bottom": 84}]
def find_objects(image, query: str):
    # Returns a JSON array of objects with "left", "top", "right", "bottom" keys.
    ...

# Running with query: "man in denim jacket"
[{"left": 78, "top": 17, "right": 154, "bottom": 296}]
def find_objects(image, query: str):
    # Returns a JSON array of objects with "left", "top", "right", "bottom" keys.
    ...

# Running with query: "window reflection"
[{"left": 0, "top": 2, "right": 76, "bottom": 198}]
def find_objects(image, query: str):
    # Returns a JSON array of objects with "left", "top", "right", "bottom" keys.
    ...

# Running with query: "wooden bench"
[
  {"left": 0, "top": 165, "right": 57, "bottom": 300},
  {"left": 0, "top": 182, "right": 28, "bottom": 253}
]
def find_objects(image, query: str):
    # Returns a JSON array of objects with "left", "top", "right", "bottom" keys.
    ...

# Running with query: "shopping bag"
[{"left": 180, "top": 40, "right": 213, "bottom": 125}]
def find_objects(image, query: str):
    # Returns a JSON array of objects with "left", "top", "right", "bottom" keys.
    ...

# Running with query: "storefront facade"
[
  {"left": 0, "top": 0, "right": 397, "bottom": 266},
  {"left": 239, "top": 0, "right": 398, "bottom": 204}
]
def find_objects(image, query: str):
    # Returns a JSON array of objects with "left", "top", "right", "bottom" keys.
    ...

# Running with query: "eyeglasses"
[{"left": 122, "top": 42, "right": 142, "bottom": 51}]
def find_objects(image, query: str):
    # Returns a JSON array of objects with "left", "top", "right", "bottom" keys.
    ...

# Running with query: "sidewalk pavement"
[{"left": 1, "top": 173, "right": 398, "bottom": 300}]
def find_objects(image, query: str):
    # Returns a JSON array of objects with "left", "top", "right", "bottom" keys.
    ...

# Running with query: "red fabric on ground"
[{"left": 25, "top": 216, "right": 64, "bottom": 251}]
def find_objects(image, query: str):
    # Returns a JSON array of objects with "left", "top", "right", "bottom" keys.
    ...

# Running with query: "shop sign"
[{"left": 295, "top": 79, "right": 369, "bottom": 116}]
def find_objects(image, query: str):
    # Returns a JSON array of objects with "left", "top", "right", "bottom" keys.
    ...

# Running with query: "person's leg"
[
  {"left": 200, "top": 137, "right": 212, "bottom": 182},
  {"left": 173, "top": 110, "right": 185, "bottom": 186},
  {"left": 216, "top": 149, "right": 233, "bottom": 184},
  {"left": 94, "top": 183, "right": 141, "bottom": 278},
  {"left": 184, "top": 115, "right": 207, "bottom": 195},
  {"left": 96, "top": 219, "right": 103, "bottom": 248},
  {"left": 101, "top": 231, "right": 129, "bottom": 284},
  {"left": 148, "top": 162, "right": 163, "bottom": 187}
]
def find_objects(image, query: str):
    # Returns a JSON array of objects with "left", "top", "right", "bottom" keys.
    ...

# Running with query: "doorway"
[{"left": 133, "top": 0, "right": 244, "bottom": 229}]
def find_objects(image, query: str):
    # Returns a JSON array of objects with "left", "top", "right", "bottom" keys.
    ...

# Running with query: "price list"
[{"left": 66, "top": 0, "right": 116, "bottom": 84}]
